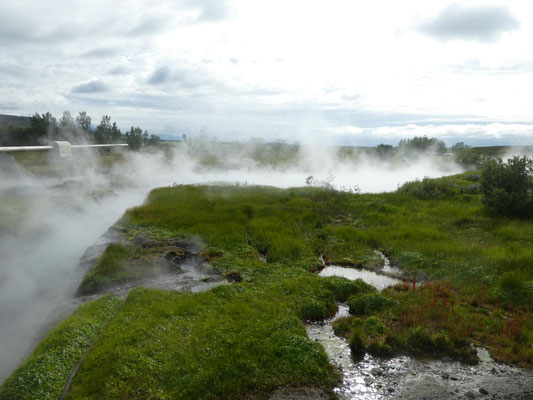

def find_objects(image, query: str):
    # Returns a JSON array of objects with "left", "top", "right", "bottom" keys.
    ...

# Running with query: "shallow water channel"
[{"left": 308, "top": 257, "right": 533, "bottom": 399}]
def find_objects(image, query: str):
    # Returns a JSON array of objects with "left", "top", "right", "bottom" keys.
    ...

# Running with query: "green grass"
[
  {"left": 3, "top": 176, "right": 533, "bottom": 398},
  {"left": 78, "top": 243, "right": 134, "bottom": 294},
  {"left": 0, "top": 295, "right": 122, "bottom": 400}
]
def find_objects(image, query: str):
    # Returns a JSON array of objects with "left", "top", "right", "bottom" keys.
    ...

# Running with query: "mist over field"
[
  {"left": 3, "top": 140, "right": 533, "bottom": 382},
  {"left": 0, "top": 143, "right": 465, "bottom": 380}
]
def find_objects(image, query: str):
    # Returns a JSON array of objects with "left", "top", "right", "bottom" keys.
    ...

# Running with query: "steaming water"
[
  {"left": 0, "top": 147, "right": 464, "bottom": 382},
  {"left": 319, "top": 267, "right": 401, "bottom": 291}
]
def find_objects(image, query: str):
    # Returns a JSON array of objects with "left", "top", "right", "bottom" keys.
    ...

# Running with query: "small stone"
[
  {"left": 387, "top": 387, "right": 395, "bottom": 393},
  {"left": 371, "top": 367, "right": 383, "bottom": 376},
  {"left": 479, "top": 388, "right": 489, "bottom": 395},
  {"left": 450, "top": 375, "right": 459, "bottom": 381},
  {"left": 441, "top": 373, "right": 449, "bottom": 380},
  {"left": 364, "top": 377, "right": 374, "bottom": 386},
  {"left": 465, "top": 391, "right": 476, "bottom": 398}
]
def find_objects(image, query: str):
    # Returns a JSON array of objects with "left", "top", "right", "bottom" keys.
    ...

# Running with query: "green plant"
[
  {"left": 348, "top": 293, "right": 396, "bottom": 315},
  {"left": 480, "top": 156, "right": 533, "bottom": 217}
]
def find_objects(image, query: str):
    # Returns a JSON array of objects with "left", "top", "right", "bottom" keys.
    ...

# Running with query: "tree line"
[{"left": 0, "top": 111, "right": 160, "bottom": 149}]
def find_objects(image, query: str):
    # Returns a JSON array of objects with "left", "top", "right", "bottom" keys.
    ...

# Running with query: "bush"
[
  {"left": 332, "top": 317, "right": 362, "bottom": 336},
  {"left": 323, "top": 277, "right": 376, "bottom": 302},
  {"left": 480, "top": 156, "right": 533, "bottom": 217},
  {"left": 398, "top": 136, "right": 446, "bottom": 153},
  {"left": 364, "top": 316, "right": 387, "bottom": 336},
  {"left": 398, "top": 177, "right": 457, "bottom": 200},
  {"left": 347, "top": 293, "right": 396, "bottom": 315}
]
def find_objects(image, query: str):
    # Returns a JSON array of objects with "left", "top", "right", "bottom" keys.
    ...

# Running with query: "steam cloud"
[{"left": 0, "top": 140, "right": 506, "bottom": 381}]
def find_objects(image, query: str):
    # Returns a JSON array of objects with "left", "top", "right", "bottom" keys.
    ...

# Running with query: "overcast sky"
[{"left": 1, "top": 0, "right": 532, "bottom": 145}]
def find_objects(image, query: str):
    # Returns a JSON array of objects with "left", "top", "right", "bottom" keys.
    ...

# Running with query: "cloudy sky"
[{"left": 1, "top": 0, "right": 532, "bottom": 145}]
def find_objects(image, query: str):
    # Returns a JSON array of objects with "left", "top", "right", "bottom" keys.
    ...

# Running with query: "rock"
[
  {"left": 465, "top": 391, "right": 476, "bottom": 398},
  {"left": 364, "top": 377, "right": 374, "bottom": 386},
  {"left": 450, "top": 375, "right": 459, "bottom": 381},
  {"left": 441, "top": 373, "right": 449, "bottom": 380},
  {"left": 371, "top": 367, "right": 383, "bottom": 376},
  {"left": 479, "top": 388, "right": 489, "bottom": 395},
  {"left": 387, "top": 387, "right": 395, "bottom": 393}
]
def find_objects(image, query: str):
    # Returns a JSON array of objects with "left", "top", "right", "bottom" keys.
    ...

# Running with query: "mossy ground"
[
  {"left": 3, "top": 175, "right": 533, "bottom": 399},
  {"left": 0, "top": 295, "right": 122, "bottom": 400}
]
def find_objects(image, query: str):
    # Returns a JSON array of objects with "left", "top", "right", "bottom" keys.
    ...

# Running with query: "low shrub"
[
  {"left": 364, "top": 316, "right": 387, "bottom": 336},
  {"left": 322, "top": 276, "right": 376, "bottom": 302},
  {"left": 348, "top": 293, "right": 396, "bottom": 315},
  {"left": 398, "top": 178, "right": 458, "bottom": 200},
  {"left": 480, "top": 156, "right": 533, "bottom": 218}
]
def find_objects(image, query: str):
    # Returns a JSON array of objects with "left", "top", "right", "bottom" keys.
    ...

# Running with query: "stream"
[{"left": 307, "top": 258, "right": 533, "bottom": 399}]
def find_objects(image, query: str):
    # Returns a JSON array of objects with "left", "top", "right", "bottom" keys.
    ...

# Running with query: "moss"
[
  {"left": 323, "top": 276, "right": 376, "bottom": 302},
  {"left": 77, "top": 243, "right": 133, "bottom": 295},
  {"left": 348, "top": 293, "right": 396, "bottom": 315},
  {"left": 367, "top": 339, "right": 394, "bottom": 358},
  {"left": 348, "top": 331, "right": 366, "bottom": 360},
  {"left": 406, "top": 326, "right": 434, "bottom": 355},
  {"left": 0, "top": 295, "right": 122, "bottom": 400},
  {"left": 332, "top": 316, "right": 362, "bottom": 336},
  {"left": 364, "top": 316, "right": 387, "bottom": 336}
]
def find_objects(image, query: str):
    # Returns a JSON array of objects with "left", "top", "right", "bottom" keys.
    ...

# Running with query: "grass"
[
  {"left": 0, "top": 295, "right": 122, "bottom": 400},
  {"left": 3, "top": 173, "right": 533, "bottom": 398},
  {"left": 77, "top": 243, "right": 134, "bottom": 294}
]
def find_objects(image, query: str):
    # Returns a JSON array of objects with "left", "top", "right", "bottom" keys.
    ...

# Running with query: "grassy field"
[{"left": 2, "top": 152, "right": 533, "bottom": 398}]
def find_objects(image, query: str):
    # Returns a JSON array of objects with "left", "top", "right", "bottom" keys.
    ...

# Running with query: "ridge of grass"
[{"left": 0, "top": 295, "right": 122, "bottom": 400}]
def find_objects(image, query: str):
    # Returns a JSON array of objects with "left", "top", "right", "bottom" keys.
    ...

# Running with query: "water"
[
  {"left": 309, "top": 257, "right": 533, "bottom": 399},
  {"left": 319, "top": 266, "right": 401, "bottom": 291}
]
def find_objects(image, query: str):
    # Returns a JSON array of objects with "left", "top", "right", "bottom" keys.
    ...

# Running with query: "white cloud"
[
  {"left": 419, "top": 4, "right": 519, "bottom": 42},
  {"left": 0, "top": 0, "right": 532, "bottom": 145}
]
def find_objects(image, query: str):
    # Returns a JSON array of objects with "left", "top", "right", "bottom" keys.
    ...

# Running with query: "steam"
[{"left": 0, "top": 142, "right": 463, "bottom": 381}]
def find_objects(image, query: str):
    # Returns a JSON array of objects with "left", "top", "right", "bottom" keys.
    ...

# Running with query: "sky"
[{"left": 0, "top": 0, "right": 532, "bottom": 145}]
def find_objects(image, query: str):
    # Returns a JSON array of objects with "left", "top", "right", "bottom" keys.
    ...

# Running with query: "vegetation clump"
[
  {"left": 77, "top": 243, "right": 134, "bottom": 295},
  {"left": 398, "top": 177, "right": 459, "bottom": 199},
  {"left": 480, "top": 155, "right": 533, "bottom": 218},
  {"left": 323, "top": 276, "right": 376, "bottom": 302},
  {"left": 348, "top": 293, "right": 396, "bottom": 315}
]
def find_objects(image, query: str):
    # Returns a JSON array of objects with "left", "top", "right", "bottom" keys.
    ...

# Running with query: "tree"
[
  {"left": 75, "top": 111, "right": 92, "bottom": 133},
  {"left": 58, "top": 111, "right": 77, "bottom": 141},
  {"left": 147, "top": 134, "right": 160, "bottom": 146},
  {"left": 94, "top": 115, "right": 112, "bottom": 144},
  {"left": 399, "top": 136, "right": 446, "bottom": 153},
  {"left": 480, "top": 156, "right": 533, "bottom": 217},
  {"left": 451, "top": 141, "right": 470, "bottom": 150},
  {"left": 451, "top": 142, "right": 480, "bottom": 167},
  {"left": 111, "top": 122, "right": 122, "bottom": 142},
  {"left": 29, "top": 112, "right": 58, "bottom": 141},
  {"left": 376, "top": 144, "right": 393, "bottom": 158},
  {"left": 126, "top": 126, "right": 148, "bottom": 150}
]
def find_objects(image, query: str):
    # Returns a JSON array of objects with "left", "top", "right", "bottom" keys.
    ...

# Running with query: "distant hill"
[{"left": 0, "top": 114, "right": 30, "bottom": 129}]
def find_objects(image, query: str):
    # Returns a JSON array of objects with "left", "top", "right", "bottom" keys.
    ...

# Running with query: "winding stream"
[{"left": 308, "top": 257, "right": 533, "bottom": 399}]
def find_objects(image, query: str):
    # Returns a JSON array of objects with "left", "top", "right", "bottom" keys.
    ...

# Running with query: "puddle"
[{"left": 319, "top": 267, "right": 400, "bottom": 291}]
